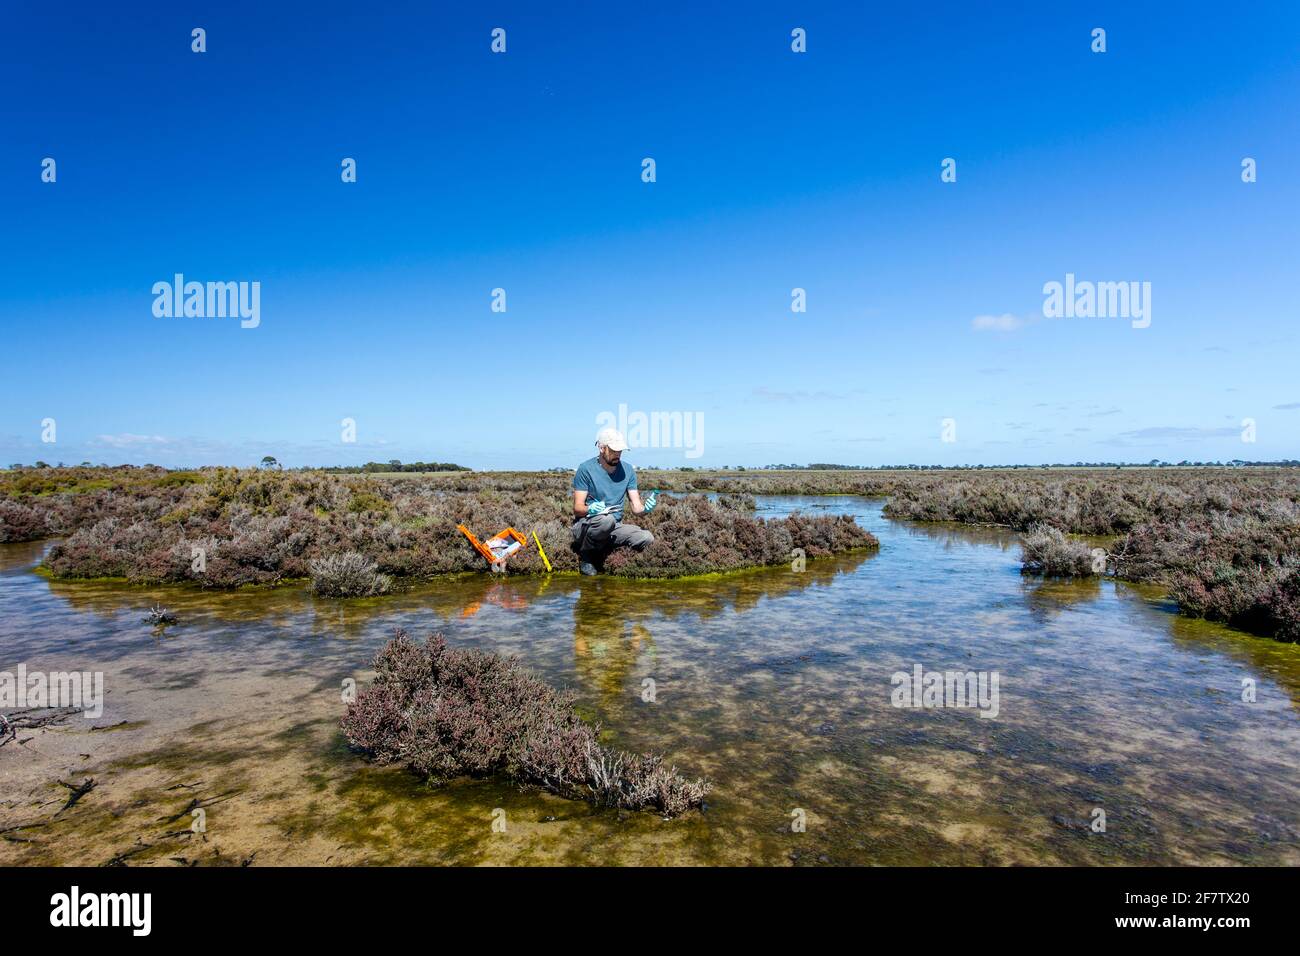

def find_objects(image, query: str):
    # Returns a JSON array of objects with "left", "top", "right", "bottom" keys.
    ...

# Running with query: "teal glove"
[
  {"left": 642, "top": 490, "right": 658, "bottom": 513},
  {"left": 586, "top": 499, "right": 609, "bottom": 517}
]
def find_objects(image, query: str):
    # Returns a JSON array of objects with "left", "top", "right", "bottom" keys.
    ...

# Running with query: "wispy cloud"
[
  {"left": 1103, "top": 425, "right": 1242, "bottom": 446},
  {"left": 92, "top": 433, "right": 172, "bottom": 448},
  {"left": 15, "top": 434, "right": 402, "bottom": 468},
  {"left": 971, "top": 313, "right": 1027, "bottom": 333},
  {"left": 752, "top": 386, "right": 846, "bottom": 403}
]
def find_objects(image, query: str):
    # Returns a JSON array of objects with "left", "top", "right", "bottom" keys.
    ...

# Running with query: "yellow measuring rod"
[{"left": 532, "top": 530, "right": 552, "bottom": 573}]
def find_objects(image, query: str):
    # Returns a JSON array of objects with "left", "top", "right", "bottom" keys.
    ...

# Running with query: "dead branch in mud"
[
  {"left": 103, "top": 840, "right": 155, "bottom": 867},
  {"left": 1, "top": 706, "right": 81, "bottom": 746},
  {"left": 157, "top": 798, "right": 200, "bottom": 825},
  {"left": 156, "top": 789, "right": 239, "bottom": 825},
  {"left": 54, "top": 778, "right": 96, "bottom": 815},
  {"left": 102, "top": 829, "right": 193, "bottom": 867},
  {"left": 0, "top": 821, "right": 51, "bottom": 835},
  {"left": 89, "top": 720, "right": 132, "bottom": 732},
  {"left": 1, "top": 820, "right": 53, "bottom": 844}
]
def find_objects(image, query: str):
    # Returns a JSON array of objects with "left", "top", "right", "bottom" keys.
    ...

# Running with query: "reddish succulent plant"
[{"left": 341, "top": 630, "right": 711, "bottom": 815}]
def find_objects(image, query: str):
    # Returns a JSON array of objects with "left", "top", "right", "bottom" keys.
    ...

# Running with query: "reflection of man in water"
[
  {"left": 567, "top": 554, "right": 872, "bottom": 711},
  {"left": 571, "top": 582, "right": 655, "bottom": 712}
]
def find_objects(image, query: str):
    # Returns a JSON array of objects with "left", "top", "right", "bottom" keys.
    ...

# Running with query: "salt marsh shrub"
[
  {"left": 1109, "top": 510, "right": 1300, "bottom": 641},
  {"left": 341, "top": 630, "right": 710, "bottom": 814},
  {"left": 601, "top": 497, "right": 876, "bottom": 578},
  {"left": 35, "top": 471, "right": 876, "bottom": 584},
  {"left": 716, "top": 492, "right": 757, "bottom": 512},
  {"left": 0, "top": 499, "right": 45, "bottom": 542},
  {"left": 883, "top": 470, "right": 1300, "bottom": 640},
  {"left": 309, "top": 551, "right": 393, "bottom": 597},
  {"left": 1020, "top": 523, "right": 1099, "bottom": 577}
]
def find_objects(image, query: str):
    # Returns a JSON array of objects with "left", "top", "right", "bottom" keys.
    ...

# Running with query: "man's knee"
[
  {"left": 578, "top": 513, "right": 616, "bottom": 548},
  {"left": 618, "top": 527, "right": 653, "bottom": 552}
]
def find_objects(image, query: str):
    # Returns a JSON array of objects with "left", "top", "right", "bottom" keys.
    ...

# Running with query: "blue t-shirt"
[{"left": 572, "top": 456, "right": 637, "bottom": 518}]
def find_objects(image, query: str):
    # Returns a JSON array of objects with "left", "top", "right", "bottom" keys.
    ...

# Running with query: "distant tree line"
[
  {"left": 312, "top": 459, "right": 470, "bottom": 474},
  {"left": 650, "top": 460, "right": 1300, "bottom": 472}
]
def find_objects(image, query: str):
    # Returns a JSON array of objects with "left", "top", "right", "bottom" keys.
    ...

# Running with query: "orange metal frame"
[{"left": 457, "top": 524, "right": 528, "bottom": 566}]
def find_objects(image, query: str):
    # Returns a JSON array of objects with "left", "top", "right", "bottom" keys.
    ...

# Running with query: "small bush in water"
[
  {"left": 309, "top": 551, "right": 392, "bottom": 597},
  {"left": 1020, "top": 523, "right": 1099, "bottom": 577},
  {"left": 341, "top": 630, "right": 711, "bottom": 815},
  {"left": 144, "top": 604, "right": 177, "bottom": 625}
]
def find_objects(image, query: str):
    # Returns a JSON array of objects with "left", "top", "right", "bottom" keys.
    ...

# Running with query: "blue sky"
[{"left": 2, "top": 1, "right": 1297, "bottom": 469}]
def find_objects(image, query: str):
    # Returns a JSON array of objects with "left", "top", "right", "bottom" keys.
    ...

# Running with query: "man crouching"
[{"left": 571, "top": 427, "right": 657, "bottom": 575}]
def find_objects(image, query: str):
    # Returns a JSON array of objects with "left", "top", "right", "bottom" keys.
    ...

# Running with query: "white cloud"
[
  {"left": 971, "top": 313, "right": 1026, "bottom": 332},
  {"left": 1100, "top": 425, "right": 1243, "bottom": 447},
  {"left": 92, "top": 433, "right": 172, "bottom": 448}
]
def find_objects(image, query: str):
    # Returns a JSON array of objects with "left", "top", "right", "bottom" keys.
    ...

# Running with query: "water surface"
[{"left": 2, "top": 497, "right": 1297, "bottom": 865}]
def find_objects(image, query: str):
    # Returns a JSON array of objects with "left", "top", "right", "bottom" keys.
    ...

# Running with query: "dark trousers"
[{"left": 570, "top": 513, "right": 654, "bottom": 564}]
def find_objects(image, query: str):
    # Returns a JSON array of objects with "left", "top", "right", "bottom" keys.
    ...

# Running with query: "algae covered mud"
[{"left": 2, "top": 497, "right": 1298, "bottom": 866}]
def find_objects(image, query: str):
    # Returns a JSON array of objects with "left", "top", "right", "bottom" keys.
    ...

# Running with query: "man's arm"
[{"left": 627, "top": 489, "right": 645, "bottom": 515}]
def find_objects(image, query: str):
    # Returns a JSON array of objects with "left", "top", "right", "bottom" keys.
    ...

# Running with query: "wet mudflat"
[{"left": 2, "top": 498, "right": 1297, "bottom": 865}]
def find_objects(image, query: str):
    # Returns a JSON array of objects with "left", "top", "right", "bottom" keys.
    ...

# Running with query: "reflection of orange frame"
[{"left": 457, "top": 524, "right": 528, "bottom": 566}]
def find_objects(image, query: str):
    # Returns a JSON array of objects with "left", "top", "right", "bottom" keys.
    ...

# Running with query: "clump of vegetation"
[
  {"left": 0, "top": 499, "right": 47, "bottom": 542},
  {"left": 309, "top": 552, "right": 393, "bottom": 597},
  {"left": 1019, "top": 523, "right": 1100, "bottom": 577},
  {"left": 601, "top": 494, "right": 877, "bottom": 578},
  {"left": 716, "top": 492, "right": 757, "bottom": 512},
  {"left": 318, "top": 460, "right": 470, "bottom": 474},
  {"left": 876, "top": 469, "right": 1300, "bottom": 641},
  {"left": 20, "top": 467, "right": 875, "bottom": 586},
  {"left": 0, "top": 465, "right": 197, "bottom": 543},
  {"left": 143, "top": 605, "right": 177, "bottom": 625},
  {"left": 341, "top": 630, "right": 710, "bottom": 815},
  {"left": 1111, "top": 512, "right": 1300, "bottom": 640}
]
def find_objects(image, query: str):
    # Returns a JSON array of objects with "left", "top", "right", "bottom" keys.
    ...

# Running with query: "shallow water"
[{"left": 2, "top": 497, "right": 1297, "bottom": 866}]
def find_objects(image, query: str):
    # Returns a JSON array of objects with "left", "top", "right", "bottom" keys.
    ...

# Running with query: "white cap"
[{"left": 596, "top": 427, "right": 629, "bottom": 451}]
